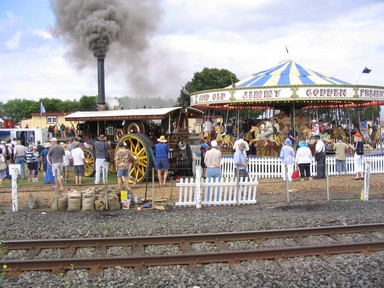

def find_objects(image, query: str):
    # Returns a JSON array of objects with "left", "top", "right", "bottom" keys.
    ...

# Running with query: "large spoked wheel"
[
  {"left": 118, "top": 134, "right": 154, "bottom": 183},
  {"left": 83, "top": 148, "right": 95, "bottom": 177}
]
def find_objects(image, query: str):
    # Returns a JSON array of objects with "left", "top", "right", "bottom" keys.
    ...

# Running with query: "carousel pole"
[
  {"left": 293, "top": 103, "right": 297, "bottom": 151},
  {"left": 348, "top": 108, "right": 352, "bottom": 144}
]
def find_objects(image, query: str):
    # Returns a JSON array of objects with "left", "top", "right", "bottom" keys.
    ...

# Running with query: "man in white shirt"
[
  {"left": 71, "top": 142, "right": 86, "bottom": 185},
  {"left": 233, "top": 133, "right": 249, "bottom": 156},
  {"left": 314, "top": 135, "right": 326, "bottom": 179},
  {"left": 202, "top": 118, "right": 213, "bottom": 139}
]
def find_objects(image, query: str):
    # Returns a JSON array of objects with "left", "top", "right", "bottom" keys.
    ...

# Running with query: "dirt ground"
[{"left": 0, "top": 174, "right": 383, "bottom": 211}]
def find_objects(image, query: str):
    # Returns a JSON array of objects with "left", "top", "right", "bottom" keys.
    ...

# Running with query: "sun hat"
[
  {"left": 44, "top": 142, "right": 52, "bottom": 148},
  {"left": 298, "top": 141, "right": 308, "bottom": 147},
  {"left": 239, "top": 142, "right": 247, "bottom": 150},
  {"left": 211, "top": 140, "right": 218, "bottom": 148},
  {"left": 49, "top": 137, "right": 57, "bottom": 142},
  {"left": 157, "top": 135, "right": 167, "bottom": 143},
  {"left": 98, "top": 134, "right": 106, "bottom": 140},
  {"left": 284, "top": 138, "right": 292, "bottom": 145},
  {"left": 311, "top": 119, "right": 317, "bottom": 123}
]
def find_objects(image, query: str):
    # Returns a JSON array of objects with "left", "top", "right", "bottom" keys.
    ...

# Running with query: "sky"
[{"left": 0, "top": 0, "right": 383, "bottom": 108}]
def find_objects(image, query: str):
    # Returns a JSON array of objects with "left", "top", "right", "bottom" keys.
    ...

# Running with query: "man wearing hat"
[
  {"left": 47, "top": 137, "right": 65, "bottom": 190},
  {"left": 314, "top": 134, "right": 326, "bottom": 179},
  {"left": 155, "top": 135, "right": 170, "bottom": 187},
  {"left": 233, "top": 133, "right": 249, "bottom": 156},
  {"left": 204, "top": 140, "right": 222, "bottom": 199},
  {"left": 233, "top": 142, "right": 249, "bottom": 179},
  {"left": 280, "top": 138, "right": 295, "bottom": 182},
  {"left": 94, "top": 134, "right": 111, "bottom": 185}
]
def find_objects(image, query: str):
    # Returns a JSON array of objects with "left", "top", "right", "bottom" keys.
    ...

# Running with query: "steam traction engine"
[{"left": 65, "top": 107, "right": 203, "bottom": 183}]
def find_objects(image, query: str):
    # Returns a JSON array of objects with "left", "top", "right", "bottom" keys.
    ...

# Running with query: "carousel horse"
[
  {"left": 301, "top": 127, "right": 311, "bottom": 140},
  {"left": 222, "top": 133, "right": 234, "bottom": 148},
  {"left": 370, "top": 132, "right": 382, "bottom": 148},
  {"left": 215, "top": 125, "right": 223, "bottom": 143}
]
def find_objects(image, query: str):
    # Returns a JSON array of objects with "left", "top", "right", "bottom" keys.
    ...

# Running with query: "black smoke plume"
[{"left": 50, "top": 0, "right": 162, "bottom": 97}]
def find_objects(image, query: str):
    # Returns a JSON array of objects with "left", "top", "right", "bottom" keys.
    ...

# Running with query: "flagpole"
[
  {"left": 355, "top": 73, "right": 363, "bottom": 85},
  {"left": 285, "top": 45, "right": 291, "bottom": 60}
]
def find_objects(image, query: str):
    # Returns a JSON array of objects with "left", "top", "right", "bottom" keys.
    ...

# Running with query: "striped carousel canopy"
[{"left": 229, "top": 60, "right": 351, "bottom": 88}]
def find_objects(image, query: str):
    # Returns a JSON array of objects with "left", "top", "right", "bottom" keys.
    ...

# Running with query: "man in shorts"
[
  {"left": 71, "top": 142, "right": 86, "bottom": 185},
  {"left": 114, "top": 142, "right": 134, "bottom": 190},
  {"left": 155, "top": 135, "right": 170, "bottom": 187},
  {"left": 47, "top": 137, "right": 65, "bottom": 190}
]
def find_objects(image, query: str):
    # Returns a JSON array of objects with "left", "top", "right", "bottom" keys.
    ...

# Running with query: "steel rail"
[
  {"left": 3, "top": 223, "right": 384, "bottom": 254},
  {"left": 3, "top": 241, "right": 384, "bottom": 276}
]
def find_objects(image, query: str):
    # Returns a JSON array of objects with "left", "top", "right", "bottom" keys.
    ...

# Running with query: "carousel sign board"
[{"left": 190, "top": 85, "right": 384, "bottom": 106}]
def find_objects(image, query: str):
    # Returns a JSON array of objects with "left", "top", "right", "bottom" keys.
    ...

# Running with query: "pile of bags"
[{"left": 51, "top": 187, "right": 121, "bottom": 212}]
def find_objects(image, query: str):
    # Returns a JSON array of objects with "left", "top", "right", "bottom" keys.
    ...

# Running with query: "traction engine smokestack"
[{"left": 97, "top": 57, "right": 106, "bottom": 111}]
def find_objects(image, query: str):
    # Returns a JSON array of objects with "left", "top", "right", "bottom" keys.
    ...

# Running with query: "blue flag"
[{"left": 362, "top": 67, "right": 371, "bottom": 74}]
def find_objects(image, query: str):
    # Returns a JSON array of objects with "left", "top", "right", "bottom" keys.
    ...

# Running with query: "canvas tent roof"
[{"left": 227, "top": 60, "right": 350, "bottom": 88}]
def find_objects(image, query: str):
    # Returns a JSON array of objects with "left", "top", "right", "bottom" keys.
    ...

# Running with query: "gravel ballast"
[{"left": 1, "top": 200, "right": 384, "bottom": 287}]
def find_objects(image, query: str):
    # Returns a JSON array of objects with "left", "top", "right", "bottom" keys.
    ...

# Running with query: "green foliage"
[
  {"left": 0, "top": 95, "right": 97, "bottom": 123},
  {"left": 78, "top": 95, "right": 97, "bottom": 111},
  {"left": 0, "top": 99, "right": 38, "bottom": 123},
  {"left": 177, "top": 67, "right": 238, "bottom": 107},
  {"left": 312, "top": 107, "right": 380, "bottom": 127}
]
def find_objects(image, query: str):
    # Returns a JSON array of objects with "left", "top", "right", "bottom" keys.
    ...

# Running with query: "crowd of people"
[
  {"left": 0, "top": 136, "right": 88, "bottom": 189},
  {"left": 199, "top": 121, "right": 370, "bottom": 183},
  {"left": 0, "top": 133, "right": 169, "bottom": 191}
]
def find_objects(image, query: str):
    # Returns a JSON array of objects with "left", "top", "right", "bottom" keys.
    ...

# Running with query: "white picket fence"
[
  {"left": 194, "top": 154, "right": 384, "bottom": 178},
  {"left": 175, "top": 177, "right": 258, "bottom": 207}
]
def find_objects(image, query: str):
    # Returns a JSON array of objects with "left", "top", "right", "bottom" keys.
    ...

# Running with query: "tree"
[
  {"left": 0, "top": 99, "right": 38, "bottom": 124},
  {"left": 78, "top": 95, "right": 97, "bottom": 111},
  {"left": 177, "top": 68, "right": 239, "bottom": 107}
]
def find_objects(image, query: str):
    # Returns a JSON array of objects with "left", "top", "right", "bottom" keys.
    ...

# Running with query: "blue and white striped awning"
[{"left": 229, "top": 60, "right": 351, "bottom": 88}]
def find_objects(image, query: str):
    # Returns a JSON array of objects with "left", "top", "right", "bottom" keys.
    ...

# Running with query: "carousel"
[{"left": 190, "top": 60, "right": 384, "bottom": 156}]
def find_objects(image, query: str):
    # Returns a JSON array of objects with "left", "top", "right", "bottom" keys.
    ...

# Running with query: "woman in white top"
[{"left": 295, "top": 140, "right": 313, "bottom": 181}]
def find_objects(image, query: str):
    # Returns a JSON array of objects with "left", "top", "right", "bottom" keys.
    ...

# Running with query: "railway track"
[{"left": 2, "top": 223, "right": 384, "bottom": 276}]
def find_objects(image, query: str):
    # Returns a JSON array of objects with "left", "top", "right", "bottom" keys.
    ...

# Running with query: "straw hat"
[
  {"left": 157, "top": 135, "right": 167, "bottom": 143},
  {"left": 98, "top": 134, "right": 106, "bottom": 141}
]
